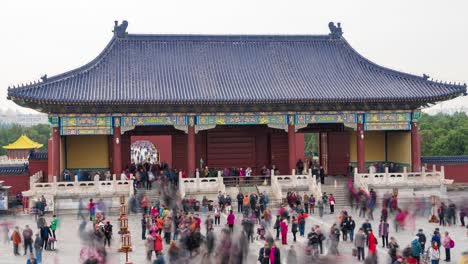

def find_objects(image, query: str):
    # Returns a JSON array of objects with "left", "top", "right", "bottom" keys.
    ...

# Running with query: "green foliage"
[
  {"left": 304, "top": 133, "right": 319, "bottom": 157},
  {"left": 0, "top": 124, "right": 50, "bottom": 155},
  {"left": 419, "top": 112, "right": 468, "bottom": 156}
]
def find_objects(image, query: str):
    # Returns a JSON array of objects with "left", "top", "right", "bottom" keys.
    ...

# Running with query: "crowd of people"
[{"left": 2, "top": 213, "right": 59, "bottom": 263}]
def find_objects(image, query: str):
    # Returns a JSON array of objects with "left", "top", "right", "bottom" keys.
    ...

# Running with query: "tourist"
[
  {"left": 329, "top": 194, "right": 335, "bottom": 214},
  {"left": 317, "top": 199, "right": 324, "bottom": 218},
  {"left": 287, "top": 245, "right": 297, "bottom": 263},
  {"left": 442, "top": 231, "right": 453, "bottom": 262},
  {"left": 411, "top": 235, "right": 422, "bottom": 263},
  {"left": 258, "top": 242, "right": 270, "bottom": 264},
  {"left": 50, "top": 215, "right": 58, "bottom": 239},
  {"left": 319, "top": 166, "right": 325, "bottom": 184},
  {"left": 33, "top": 233, "right": 42, "bottom": 264},
  {"left": 307, "top": 227, "right": 320, "bottom": 258},
  {"left": 88, "top": 199, "right": 95, "bottom": 221},
  {"left": 346, "top": 216, "right": 356, "bottom": 242},
  {"left": 269, "top": 243, "right": 281, "bottom": 264},
  {"left": 243, "top": 194, "right": 250, "bottom": 215},
  {"left": 237, "top": 192, "right": 243, "bottom": 213},
  {"left": 140, "top": 194, "right": 150, "bottom": 215},
  {"left": 274, "top": 215, "right": 281, "bottom": 240},
  {"left": 153, "top": 231, "right": 163, "bottom": 257},
  {"left": 214, "top": 205, "right": 221, "bottom": 225},
  {"left": 428, "top": 241, "right": 440, "bottom": 264},
  {"left": 329, "top": 223, "right": 340, "bottom": 255},
  {"left": 163, "top": 216, "right": 172, "bottom": 245},
  {"left": 227, "top": 210, "right": 235, "bottom": 232},
  {"left": 460, "top": 209, "right": 466, "bottom": 227},
  {"left": 315, "top": 225, "right": 324, "bottom": 254},
  {"left": 431, "top": 228, "right": 441, "bottom": 249},
  {"left": 168, "top": 240, "right": 181, "bottom": 263},
  {"left": 291, "top": 216, "right": 298, "bottom": 242},
  {"left": 416, "top": 228, "right": 427, "bottom": 252},
  {"left": 378, "top": 219, "right": 389, "bottom": 248},
  {"left": 298, "top": 211, "right": 307, "bottom": 237},
  {"left": 438, "top": 203, "right": 446, "bottom": 226},
  {"left": 36, "top": 214, "right": 46, "bottom": 229},
  {"left": 388, "top": 237, "right": 399, "bottom": 263},
  {"left": 145, "top": 234, "right": 154, "bottom": 261},
  {"left": 280, "top": 218, "right": 288, "bottom": 245},
  {"left": 367, "top": 229, "right": 377, "bottom": 256},
  {"left": 381, "top": 205, "right": 388, "bottom": 222},
  {"left": 23, "top": 225, "right": 33, "bottom": 255},
  {"left": 26, "top": 253, "right": 38, "bottom": 264},
  {"left": 141, "top": 214, "right": 148, "bottom": 240},
  {"left": 354, "top": 228, "right": 366, "bottom": 261},
  {"left": 103, "top": 221, "right": 112, "bottom": 247},
  {"left": 309, "top": 195, "right": 315, "bottom": 214},
  {"left": 11, "top": 226, "right": 21, "bottom": 256},
  {"left": 362, "top": 219, "right": 372, "bottom": 242},
  {"left": 303, "top": 193, "right": 309, "bottom": 214}
]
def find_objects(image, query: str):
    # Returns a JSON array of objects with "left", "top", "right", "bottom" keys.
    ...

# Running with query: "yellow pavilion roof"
[{"left": 3, "top": 135, "right": 43, "bottom": 150}]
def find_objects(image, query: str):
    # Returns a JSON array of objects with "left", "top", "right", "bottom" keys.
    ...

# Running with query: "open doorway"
[
  {"left": 304, "top": 133, "right": 320, "bottom": 171},
  {"left": 130, "top": 140, "right": 159, "bottom": 165}
]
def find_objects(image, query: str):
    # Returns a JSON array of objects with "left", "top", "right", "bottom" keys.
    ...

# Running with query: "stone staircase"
[{"left": 319, "top": 176, "right": 350, "bottom": 208}]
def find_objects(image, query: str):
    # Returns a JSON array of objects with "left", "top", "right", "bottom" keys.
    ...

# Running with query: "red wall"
[
  {"left": 29, "top": 160, "right": 48, "bottom": 178},
  {"left": 0, "top": 174, "right": 29, "bottom": 197},
  {"left": 131, "top": 135, "right": 172, "bottom": 167},
  {"left": 427, "top": 163, "right": 468, "bottom": 183}
]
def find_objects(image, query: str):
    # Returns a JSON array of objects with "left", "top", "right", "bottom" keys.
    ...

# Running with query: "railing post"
[
  {"left": 196, "top": 171, "right": 200, "bottom": 190},
  {"left": 53, "top": 176, "right": 58, "bottom": 195},
  {"left": 421, "top": 166, "right": 426, "bottom": 182},
  {"left": 440, "top": 166, "right": 445, "bottom": 181},
  {"left": 354, "top": 167, "right": 359, "bottom": 184},
  {"left": 403, "top": 167, "right": 408, "bottom": 182},
  {"left": 385, "top": 167, "right": 389, "bottom": 184},
  {"left": 292, "top": 169, "right": 296, "bottom": 176},
  {"left": 308, "top": 169, "right": 312, "bottom": 177},
  {"left": 271, "top": 169, "right": 275, "bottom": 177}
]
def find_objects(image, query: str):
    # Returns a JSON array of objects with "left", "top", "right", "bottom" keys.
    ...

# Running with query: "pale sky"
[{"left": 0, "top": 0, "right": 467, "bottom": 114}]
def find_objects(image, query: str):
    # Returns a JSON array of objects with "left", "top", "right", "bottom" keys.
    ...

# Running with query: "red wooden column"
[
  {"left": 411, "top": 122, "right": 421, "bottom": 172},
  {"left": 112, "top": 119, "right": 122, "bottom": 175},
  {"left": 187, "top": 124, "right": 196, "bottom": 176},
  {"left": 356, "top": 122, "right": 366, "bottom": 173},
  {"left": 288, "top": 124, "right": 296, "bottom": 174},
  {"left": 51, "top": 126, "right": 60, "bottom": 180}
]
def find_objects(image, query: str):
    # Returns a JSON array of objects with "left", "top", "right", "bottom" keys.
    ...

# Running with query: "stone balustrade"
[
  {"left": 354, "top": 165, "right": 452, "bottom": 191},
  {"left": 23, "top": 174, "right": 134, "bottom": 197},
  {"left": 179, "top": 171, "right": 225, "bottom": 197},
  {"left": 0, "top": 157, "right": 28, "bottom": 165},
  {"left": 273, "top": 169, "right": 322, "bottom": 199}
]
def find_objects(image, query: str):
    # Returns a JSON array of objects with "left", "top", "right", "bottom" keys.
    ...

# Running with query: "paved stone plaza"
[{"left": 0, "top": 202, "right": 466, "bottom": 264}]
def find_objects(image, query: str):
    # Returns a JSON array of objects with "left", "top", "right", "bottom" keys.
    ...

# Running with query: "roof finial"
[
  {"left": 41, "top": 74, "right": 47, "bottom": 82},
  {"left": 328, "top": 22, "right": 343, "bottom": 39},
  {"left": 422, "top": 74, "right": 430, "bottom": 80},
  {"left": 113, "top": 20, "right": 129, "bottom": 38}
]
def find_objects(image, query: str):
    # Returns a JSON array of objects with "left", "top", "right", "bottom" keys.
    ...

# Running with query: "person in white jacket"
[{"left": 427, "top": 241, "right": 440, "bottom": 264}]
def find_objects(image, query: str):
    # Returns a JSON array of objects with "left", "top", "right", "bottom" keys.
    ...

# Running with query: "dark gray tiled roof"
[
  {"left": 8, "top": 34, "right": 466, "bottom": 106},
  {"left": 421, "top": 156, "right": 468, "bottom": 164},
  {"left": 0, "top": 165, "right": 29, "bottom": 175},
  {"left": 28, "top": 151, "right": 48, "bottom": 161}
]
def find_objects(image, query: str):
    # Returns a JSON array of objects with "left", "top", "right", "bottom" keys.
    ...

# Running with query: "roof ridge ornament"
[
  {"left": 41, "top": 74, "right": 47, "bottom": 82},
  {"left": 113, "top": 20, "right": 128, "bottom": 38},
  {"left": 328, "top": 22, "right": 343, "bottom": 39},
  {"left": 422, "top": 74, "right": 430, "bottom": 80}
]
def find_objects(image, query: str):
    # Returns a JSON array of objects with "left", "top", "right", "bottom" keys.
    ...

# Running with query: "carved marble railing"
[
  {"left": 354, "top": 165, "right": 452, "bottom": 191},
  {"left": 23, "top": 174, "right": 134, "bottom": 197},
  {"left": 178, "top": 171, "right": 226, "bottom": 197},
  {"left": 0, "top": 157, "right": 28, "bottom": 165},
  {"left": 273, "top": 169, "right": 322, "bottom": 199},
  {"left": 29, "top": 171, "right": 43, "bottom": 186}
]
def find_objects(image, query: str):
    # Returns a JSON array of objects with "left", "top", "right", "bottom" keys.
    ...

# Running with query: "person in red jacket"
[
  {"left": 367, "top": 228, "right": 377, "bottom": 259},
  {"left": 153, "top": 232, "right": 163, "bottom": 257}
]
